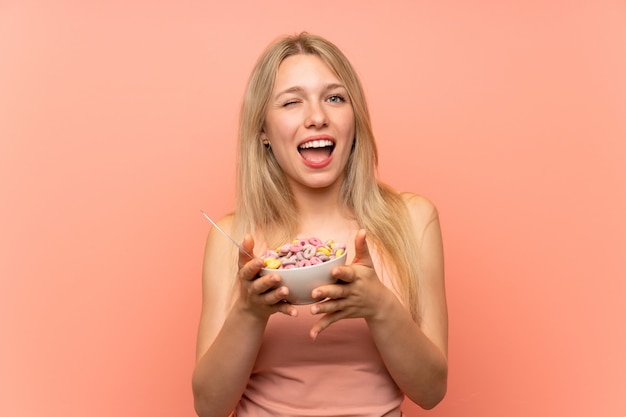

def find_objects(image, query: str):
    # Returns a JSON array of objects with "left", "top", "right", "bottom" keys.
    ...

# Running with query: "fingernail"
[{"left": 311, "top": 305, "right": 319, "bottom": 314}]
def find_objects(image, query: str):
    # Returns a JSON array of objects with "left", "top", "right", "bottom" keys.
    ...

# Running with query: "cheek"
[
  {"left": 266, "top": 117, "right": 297, "bottom": 141},
  {"left": 343, "top": 111, "right": 356, "bottom": 137},
  {"left": 345, "top": 122, "right": 356, "bottom": 143}
]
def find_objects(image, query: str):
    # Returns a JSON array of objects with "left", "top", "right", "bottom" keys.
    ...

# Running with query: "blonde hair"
[{"left": 234, "top": 32, "right": 421, "bottom": 321}]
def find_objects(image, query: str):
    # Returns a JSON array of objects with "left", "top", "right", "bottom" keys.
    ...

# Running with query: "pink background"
[{"left": 1, "top": 1, "right": 625, "bottom": 416}]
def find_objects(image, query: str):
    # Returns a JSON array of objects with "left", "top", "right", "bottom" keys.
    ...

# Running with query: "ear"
[{"left": 260, "top": 129, "right": 270, "bottom": 147}]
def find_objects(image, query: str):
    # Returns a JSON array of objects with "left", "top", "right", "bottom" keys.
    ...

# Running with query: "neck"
[{"left": 288, "top": 179, "right": 358, "bottom": 240}]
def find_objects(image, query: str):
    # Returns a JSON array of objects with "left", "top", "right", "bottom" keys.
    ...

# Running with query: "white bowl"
[{"left": 260, "top": 251, "right": 347, "bottom": 305}]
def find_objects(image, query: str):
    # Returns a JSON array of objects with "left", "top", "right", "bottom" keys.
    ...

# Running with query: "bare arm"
[
  {"left": 368, "top": 194, "right": 448, "bottom": 408},
  {"left": 309, "top": 195, "right": 448, "bottom": 409},
  {"left": 191, "top": 216, "right": 296, "bottom": 417}
]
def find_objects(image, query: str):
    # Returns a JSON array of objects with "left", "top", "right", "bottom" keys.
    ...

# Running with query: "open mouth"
[{"left": 297, "top": 139, "right": 335, "bottom": 163}]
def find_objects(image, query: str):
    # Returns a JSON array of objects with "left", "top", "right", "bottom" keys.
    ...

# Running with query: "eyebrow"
[{"left": 274, "top": 83, "right": 347, "bottom": 100}]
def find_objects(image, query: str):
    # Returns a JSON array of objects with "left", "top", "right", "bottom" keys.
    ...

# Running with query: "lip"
[
  {"left": 298, "top": 135, "right": 335, "bottom": 169},
  {"left": 297, "top": 135, "right": 336, "bottom": 148}
]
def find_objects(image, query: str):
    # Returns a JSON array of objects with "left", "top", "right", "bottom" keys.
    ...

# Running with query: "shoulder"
[
  {"left": 203, "top": 212, "right": 239, "bottom": 287},
  {"left": 399, "top": 192, "right": 439, "bottom": 225},
  {"left": 397, "top": 192, "right": 441, "bottom": 244},
  {"left": 202, "top": 212, "right": 238, "bottom": 296},
  {"left": 210, "top": 212, "right": 236, "bottom": 232},
  {"left": 205, "top": 213, "right": 236, "bottom": 251}
]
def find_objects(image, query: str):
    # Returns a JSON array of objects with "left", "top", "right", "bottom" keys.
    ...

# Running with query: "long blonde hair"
[{"left": 234, "top": 33, "right": 421, "bottom": 321}]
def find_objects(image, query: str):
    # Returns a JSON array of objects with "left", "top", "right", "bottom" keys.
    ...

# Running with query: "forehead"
[{"left": 273, "top": 54, "right": 342, "bottom": 89}]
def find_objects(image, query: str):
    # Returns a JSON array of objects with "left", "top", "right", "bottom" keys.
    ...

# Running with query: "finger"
[
  {"left": 311, "top": 280, "right": 351, "bottom": 300},
  {"left": 275, "top": 302, "right": 299, "bottom": 317},
  {"left": 310, "top": 310, "right": 350, "bottom": 340},
  {"left": 239, "top": 257, "right": 264, "bottom": 282},
  {"left": 259, "top": 287, "right": 299, "bottom": 317},
  {"left": 352, "top": 229, "right": 374, "bottom": 268},
  {"left": 257, "top": 284, "right": 289, "bottom": 302},
  {"left": 310, "top": 297, "right": 348, "bottom": 315},
  {"left": 330, "top": 264, "right": 357, "bottom": 284},
  {"left": 250, "top": 273, "right": 282, "bottom": 294},
  {"left": 238, "top": 234, "right": 259, "bottom": 268},
  {"left": 237, "top": 234, "right": 265, "bottom": 281}
]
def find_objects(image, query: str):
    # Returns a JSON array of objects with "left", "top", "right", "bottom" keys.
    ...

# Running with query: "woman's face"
[{"left": 262, "top": 54, "right": 355, "bottom": 192}]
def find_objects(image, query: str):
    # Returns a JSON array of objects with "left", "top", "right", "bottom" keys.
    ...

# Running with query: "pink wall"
[{"left": 1, "top": 1, "right": 624, "bottom": 416}]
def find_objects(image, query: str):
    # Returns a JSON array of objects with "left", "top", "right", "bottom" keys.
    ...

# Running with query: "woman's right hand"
[{"left": 236, "top": 234, "right": 298, "bottom": 319}]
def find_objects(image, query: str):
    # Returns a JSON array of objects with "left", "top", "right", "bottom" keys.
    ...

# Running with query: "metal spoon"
[{"left": 200, "top": 210, "right": 254, "bottom": 259}]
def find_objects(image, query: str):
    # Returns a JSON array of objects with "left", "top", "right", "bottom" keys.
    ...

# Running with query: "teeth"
[{"left": 299, "top": 139, "right": 333, "bottom": 149}]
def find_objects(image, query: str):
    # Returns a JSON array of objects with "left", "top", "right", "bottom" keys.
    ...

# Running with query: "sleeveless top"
[{"left": 233, "top": 302, "right": 404, "bottom": 416}]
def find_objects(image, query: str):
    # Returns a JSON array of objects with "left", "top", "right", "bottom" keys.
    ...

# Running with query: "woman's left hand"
[{"left": 309, "top": 229, "right": 392, "bottom": 340}]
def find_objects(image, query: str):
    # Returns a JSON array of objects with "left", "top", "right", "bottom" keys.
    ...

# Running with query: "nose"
[{"left": 304, "top": 101, "right": 328, "bottom": 129}]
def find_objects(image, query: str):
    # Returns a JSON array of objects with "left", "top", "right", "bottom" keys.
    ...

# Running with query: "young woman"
[{"left": 192, "top": 32, "right": 448, "bottom": 417}]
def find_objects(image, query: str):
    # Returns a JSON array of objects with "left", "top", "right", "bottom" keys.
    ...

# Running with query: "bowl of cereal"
[{"left": 259, "top": 237, "right": 347, "bottom": 305}]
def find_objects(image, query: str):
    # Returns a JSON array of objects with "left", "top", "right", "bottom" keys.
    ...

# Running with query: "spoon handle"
[{"left": 201, "top": 210, "right": 255, "bottom": 260}]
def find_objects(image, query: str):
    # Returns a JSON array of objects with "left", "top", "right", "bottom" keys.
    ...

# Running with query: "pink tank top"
[{"left": 234, "top": 304, "right": 404, "bottom": 416}]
